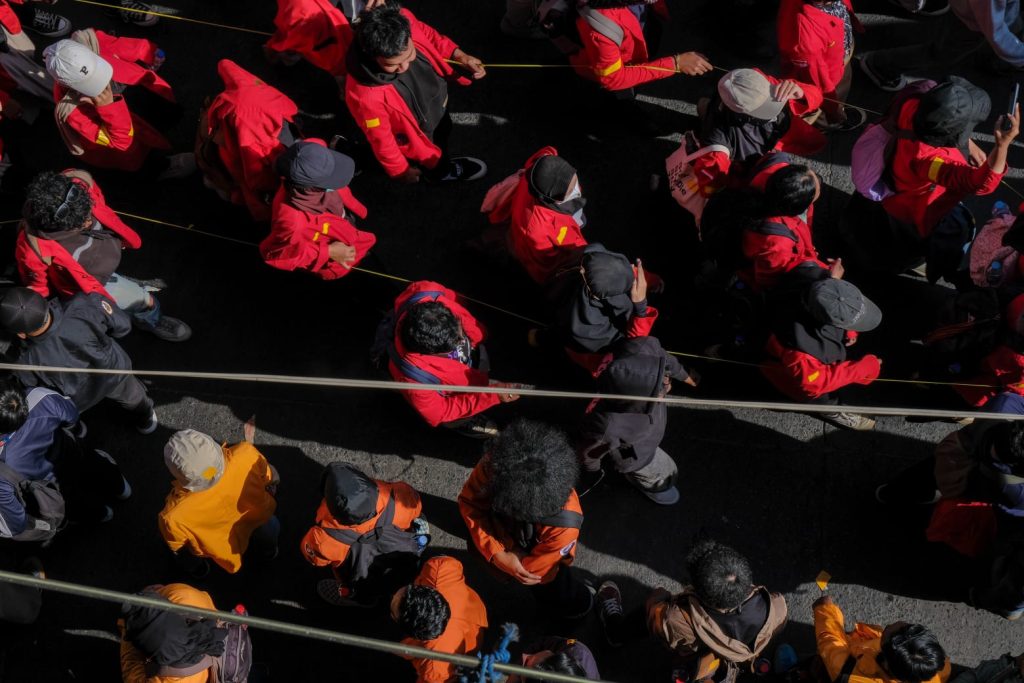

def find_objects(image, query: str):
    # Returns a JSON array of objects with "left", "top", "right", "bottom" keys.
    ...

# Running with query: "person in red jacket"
[
  {"left": 777, "top": 0, "right": 866, "bottom": 130},
  {"left": 345, "top": 3, "right": 488, "bottom": 183},
  {"left": 198, "top": 59, "right": 299, "bottom": 222},
  {"left": 390, "top": 556, "right": 488, "bottom": 683},
  {"left": 17, "top": 169, "right": 191, "bottom": 341},
  {"left": 566, "top": 0, "right": 711, "bottom": 93},
  {"left": 741, "top": 153, "right": 835, "bottom": 292},
  {"left": 694, "top": 68, "right": 826, "bottom": 198},
  {"left": 301, "top": 461, "right": 427, "bottom": 607},
  {"left": 385, "top": 280, "right": 522, "bottom": 438},
  {"left": 763, "top": 278, "right": 882, "bottom": 430},
  {"left": 459, "top": 420, "right": 592, "bottom": 619},
  {"left": 957, "top": 294, "right": 1024, "bottom": 408},
  {"left": 884, "top": 78, "right": 1016, "bottom": 238},
  {"left": 486, "top": 147, "right": 589, "bottom": 285},
  {"left": 260, "top": 139, "right": 375, "bottom": 279},
  {"left": 43, "top": 39, "right": 193, "bottom": 178},
  {"left": 265, "top": 0, "right": 355, "bottom": 75}
]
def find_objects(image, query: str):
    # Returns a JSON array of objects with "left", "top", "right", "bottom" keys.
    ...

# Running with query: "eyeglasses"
[{"left": 53, "top": 183, "right": 84, "bottom": 222}]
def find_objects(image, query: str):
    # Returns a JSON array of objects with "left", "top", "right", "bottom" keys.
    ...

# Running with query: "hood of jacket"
[
  {"left": 322, "top": 462, "right": 380, "bottom": 525},
  {"left": 598, "top": 337, "right": 667, "bottom": 413},
  {"left": 674, "top": 586, "right": 788, "bottom": 662}
]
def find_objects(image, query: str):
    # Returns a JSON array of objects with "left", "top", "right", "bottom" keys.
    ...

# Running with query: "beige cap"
[
  {"left": 163, "top": 429, "right": 225, "bottom": 492},
  {"left": 718, "top": 68, "right": 786, "bottom": 122}
]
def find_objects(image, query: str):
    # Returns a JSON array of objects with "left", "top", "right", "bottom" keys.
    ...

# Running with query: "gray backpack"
[
  {"left": 0, "top": 460, "right": 65, "bottom": 542},
  {"left": 320, "top": 493, "right": 421, "bottom": 582}
]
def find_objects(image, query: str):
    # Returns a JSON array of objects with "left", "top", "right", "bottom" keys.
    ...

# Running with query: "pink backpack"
[
  {"left": 969, "top": 210, "right": 1019, "bottom": 288},
  {"left": 851, "top": 79, "right": 937, "bottom": 201}
]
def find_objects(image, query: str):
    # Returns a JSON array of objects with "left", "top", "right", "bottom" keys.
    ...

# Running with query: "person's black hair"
[
  {"left": 487, "top": 419, "right": 578, "bottom": 522},
  {"left": 355, "top": 4, "right": 412, "bottom": 58},
  {"left": 524, "top": 651, "right": 587, "bottom": 682},
  {"left": 992, "top": 422, "right": 1024, "bottom": 469},
  {"left": 399, "top": 301, "right": 462, "bottom": 355},
  {"left": 0, "top": 376, "right": 28, "bottom": 434},
  {"left": 24, "top": 171, "right": 94, "bottom": 234},
  {"left": 685, "top": 539, "right": 754, "bottom": 611},
  {"left": 397, "top": 585, "right": 451, "bottom": 641},
  {"left": 877, "top": 623, "right": 946, "bottom": 683},
  {"left": 762, "top": 164, "right": 817, "bottom": 217}
]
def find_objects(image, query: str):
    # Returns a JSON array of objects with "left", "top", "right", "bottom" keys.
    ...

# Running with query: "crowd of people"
[{"left": 0, "top": 0, "right": 1021, "bottom": 680}]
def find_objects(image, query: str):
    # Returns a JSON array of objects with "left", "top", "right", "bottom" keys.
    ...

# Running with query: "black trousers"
[
  {"left": 51, "top": 429, "right": 125, "bottom": 523},
  {"left": 529, "top": 565, "right": 593, "bottom": 619},
  {"left": 106, "top": 376, "right": 154, "bottom": 427},
  {"left": 421, "top": 112, "right": 454, "bottom": 182}
]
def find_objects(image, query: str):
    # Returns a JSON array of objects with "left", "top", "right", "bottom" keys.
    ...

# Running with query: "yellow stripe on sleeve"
[
  {"left": 596, "top": 59, "right": 622, "bottom": 77},
  {"left": 95, "top": 128, "right": 111, "bottom": 147},
  {"left": 365, "top": 118, "right": 380, "bottom": 129},
  {"left": 927, "top": 157, "right": 945, "bottom": 182},
  {"left": 555, "top": 226, "right": 568, "bottom": 245},
  {"left": 807, "top": 371, "right": 820, "bottom": 383}
]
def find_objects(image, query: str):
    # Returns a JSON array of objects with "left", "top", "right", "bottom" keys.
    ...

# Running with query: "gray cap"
[
  {"left": 163, "top": 429, "right": 225, "bottom": 492},
  {"left": 43, "top": 39, "right": 113, "bottom": 98},
  {"left": 718, "top": 69, "right": 786, "bottom": 122},
  {"left": 806, "top": 279, "right": 883, "bottom": 332}
]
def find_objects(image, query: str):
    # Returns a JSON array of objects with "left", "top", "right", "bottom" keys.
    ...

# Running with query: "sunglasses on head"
[{"left": 53, "top": 183, "right": 84, "bottom": 223}]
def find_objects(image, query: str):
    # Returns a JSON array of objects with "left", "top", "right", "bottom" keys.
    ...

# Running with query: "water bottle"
[
  {"left": 993, "top": 200, "right": 1012, "bottom": 218},
  {"left": 987, "top": 259, "right": 1004, "bottom": 286}
]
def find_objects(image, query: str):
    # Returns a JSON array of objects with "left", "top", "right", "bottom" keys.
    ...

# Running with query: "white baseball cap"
[
  {"left": 718, "top": 68, "right": 786, "bottom": 122},
  {"left": 43, "top": 39, "right": 113, "bottom": 98}
]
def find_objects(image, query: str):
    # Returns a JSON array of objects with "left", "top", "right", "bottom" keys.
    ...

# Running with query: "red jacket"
[
  {"left": 0, "top": 0, "right": 24, "bottom": 34},
  {"left": 266, "top": 0, "right": 352, "bottom": 76},
  {"left": 345, "top": 9, "right": 467, "bottom": 178},
  {"left": 204, "top": 60, "right": 299, "bottom": 221},
  {"left": 16, "top": 170, "right": 140, "bottom": 300},
  {"left": 740, "top": 156, "right": 826, "bottom": 291},
  {"left": 956, "top": 345, "right": 1024, "bottom": 407},
  {"left": 489, "top": 146, "right": 588, "bottom": 284},
  {"left": 458, "top": 456, "right": 581, "bottom": 584},
  {"left": 81, "top": 29, "right": 174, "bottom": 101},
  {"left": 762, "top": 333, "right": 880, "bottom": 400},
  {"left": 55, "top": 86, "right": 170, "bottom": 171},
  {"left": 884, "top": 99, "right": 1005, "bottom": 237},
  {"left": 389, "top": 281, "right": 500, "bottom": 426},
  {"left": 693, "top": 72, "right": 825, "bottom": 197},
  {"left": 568, "top": 5, "right": 675, "bottom": 91},
  {"left": 261, "top": 184, "right": 375, "bottom": 280},
  {"left": 777, "top": 0, "right": 859, "bottom": 99}
]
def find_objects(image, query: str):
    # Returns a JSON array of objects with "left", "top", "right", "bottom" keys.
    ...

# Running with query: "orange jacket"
[
  {"left": 568, "top": 6, "right": 676, "bottom": 91},
  {"left": 458, "top": 456, "right": 582, "bottom": 584},
  {"left": 158, "top": 442, "right": 277, "bottom": 574},
  {"left": 300, "top": 480, "right": 422, "bottom": 568},
  {"left": 119, "top": 584, "right": 216, "bottom": 683},
  {"left": 814, "top": 601, "right": 951, "bottom": 683},
  {"left": 402, "top": 557, "right": 488, "bottom": 683}
]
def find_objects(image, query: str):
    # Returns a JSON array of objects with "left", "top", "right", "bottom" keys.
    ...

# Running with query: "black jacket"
[
  {"left": 578, "top": 337, "right": 688, "bottom": 473},
  {"left": 13, "top": 293, "right": 134, "bottom": 411}
]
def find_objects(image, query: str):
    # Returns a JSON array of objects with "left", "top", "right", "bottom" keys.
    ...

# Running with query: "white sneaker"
[
  {"left": 439, "top": 157, "right": 487, "bottom": 182},
  {"left": 158, "top": 153, "right": 197, "bottom": 181},
  {"left": 820, "top": 412, "right": 876, "bottom": 431}
]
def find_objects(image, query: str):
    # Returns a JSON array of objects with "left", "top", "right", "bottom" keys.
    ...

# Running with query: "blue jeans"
[{"left": 103, "top": 273, "right": 160, "bottom": 327}]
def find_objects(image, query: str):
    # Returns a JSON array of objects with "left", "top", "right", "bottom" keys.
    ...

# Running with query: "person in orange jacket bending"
[
  {"left": 390, "top": 556, "right": 488, "bottom": 683},
  {"left": 459, "top": 419, "right": 592, "bottom": 619},
  {"left": 814, "top": 594, "right": 951, "bottom": 683},
  {"left": 261, "top": 139, "right": 376, "bottom": 279},
  {"left": 43, "top": 39, "right": 193, "bottom": 178}
]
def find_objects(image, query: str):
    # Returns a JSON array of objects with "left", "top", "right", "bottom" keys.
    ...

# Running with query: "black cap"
[
  {"left": 321, "top": 461, "right": 379, "bottom": 525},
  {"left": 805, "top": 279, "right": 882, "bottom": 332},
  {"left": 528, "top": 155, "right": 576, "bottom": 203},
  {"left": 0, "top": 288, "right": 48, "bottom": 334},
  {"left": 582, "top": 249, "right": 633, "bottom": 299},
  {"left": 914, "top": 77, "right": 991, "bottom": 153},
  {"left": 275, "top": 141, "right": 356, "bottom": 190}
]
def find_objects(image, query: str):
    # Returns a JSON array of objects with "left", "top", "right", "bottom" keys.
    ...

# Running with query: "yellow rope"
[{"left": 69, "top": 0, "right": 273, "bottom": 36}]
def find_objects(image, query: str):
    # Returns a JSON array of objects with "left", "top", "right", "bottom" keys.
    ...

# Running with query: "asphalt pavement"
[{"left": 0, "top": 0, "right": 1021, "bottom": 680}]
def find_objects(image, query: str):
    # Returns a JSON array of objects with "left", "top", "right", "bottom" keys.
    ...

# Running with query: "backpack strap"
[
  {"left": 389, "top": 289, "right": 450, "bottom": 393},
  {"left": 0, "top": 460, "right": 29, "bottom": 507},
  {"left": 376, "top": 492, "right": 397, "bottom": 528},
  {"left": 536, "top": 508, "right": 584, "bottom": 529},
  {"left": 750, "top": 151, "right": 793, "bottom": 178},
  {"left": 752, "top": 220, "right": 799, "bottom": 243},
  {"left": 833, "top": 655, "right": 857, "bottom": 683},
  {"left": 578, "top": 5, "right": 624, "bottom": 47},
  {"left": 320, "top": 491, "right": 398, "bottom": 546}
]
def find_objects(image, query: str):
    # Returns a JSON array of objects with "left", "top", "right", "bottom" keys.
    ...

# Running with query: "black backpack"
[
  {"left": 0, "top": 459, "right": 66, "bottom": 542},
  {"left": 512, "top": 509, "right": 584, "bottom": 551},
  {"left": 320, "top": 492, "right": 422, "bottom": 583}
]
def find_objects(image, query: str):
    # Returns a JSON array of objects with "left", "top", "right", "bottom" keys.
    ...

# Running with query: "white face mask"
[{"left": 560, "top": 182, "right": 582, "bottom": 204}]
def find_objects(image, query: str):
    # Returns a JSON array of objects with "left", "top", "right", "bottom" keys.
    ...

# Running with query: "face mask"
[{"left": 560, "top": 182, "right": 582, "bottom": 204}]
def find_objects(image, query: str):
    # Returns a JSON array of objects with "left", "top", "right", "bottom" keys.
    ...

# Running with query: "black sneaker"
[
  {"left": 120, "top": 0, "right": 159, "bottom": 26},
  {"left": 597, "top": 580, "right": 625, "bottom": 647},
  {"left": 439, "top": 157, "right": 487, "bottom": 182},
  {"left": 816, "top": 106, "right": 869, "bottom": 133},
  {"left": 449, "top": 414, "right": 499, "bottom": 439},
  {"left": 28, "top": 8, "right": 71, "bottom": 37},
  {"left": 857, "top": 54, "right": 908, "bottom": 92},
  {"left": 136, "top": 315, "right": 192, "bottom": 342}
]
